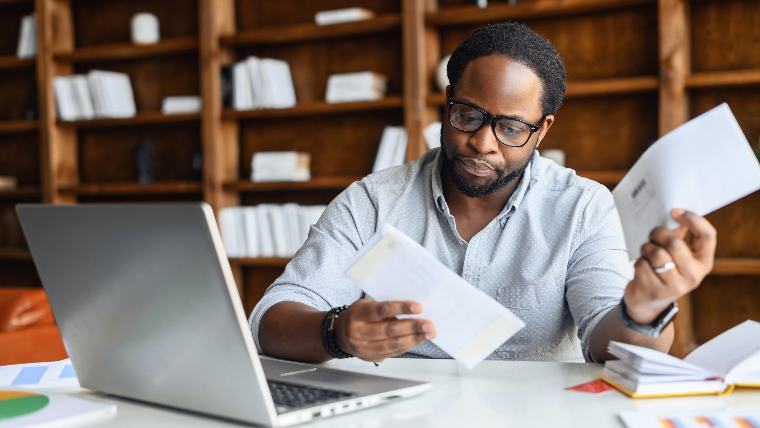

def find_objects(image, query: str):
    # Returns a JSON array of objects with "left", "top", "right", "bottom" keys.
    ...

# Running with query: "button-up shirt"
[{"left": 249, "top": 148, "right": 633, "bottom": 362}]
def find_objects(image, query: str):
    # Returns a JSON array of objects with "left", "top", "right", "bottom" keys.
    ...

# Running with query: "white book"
[
  {"left": 245, "top": 57, "right": 266, "bottom": 109},
  {"left": 372, "top": 126, "right": 402, "bottom": 172},
  {"left": 326, "top": 88, "right": 385, "bottom": 104},
  {"left": 423, "top": 122, "right": 442, "bottom": 150},
  {"left": 219, "top": 207, "right": 241, "bottom": 257},
  {"left": 272, "top": 59, "right": 297, "bottom": 108},
  {"left": 52, "top": 76, "right": 77, "bottom": 121},
  {"left": 243, "top": 207, "right": 259, "bottom": 258},
  {"left": 109, "top": 72, "right": 137, "bottom": 118},
  {"left": 281, "top": 203, "right": 301, "bottom": 255},
  {"left": 268, "top": 205, "right": 289, "bottom": 257},
  {"left": 326, "top": 71, "right": 387, "bottom": 104},
  {"left": 251, "top": 151, "right": 310, "bottom": 182},
  {"left": 233, "top": 61, "right": 254, "bottom": 110},
  {"left": 16, "top": 14, "right": 36, "bottom": 59},
  {"left": 390, "top": 127, "right": 408, "bottom": 168},
  {"left": 297, "top": 205, "right": 325, "bottom": 245},
  {"left": 72, "top": 75, "right": 95, "bottom": 119},
  {"left": 345, "top": 224, "right": 525, "bottom": 369},
  {"left": 161, "top": 95, "right": 202, "bottom": 114},
  {"left": 255, "top": 204, "right": 275, "bottom": 257},
  {"left": 87, "top": 70, "right": 135, "bottom": 118},
  {"left": 601, "top": 320, "right": 760, "bottom": 398},
  {"left": 86, "top": 73, "right": 105, "bottom": 117},
  {"left": 315, "top": 7, "right": 375, "bottom": 26}
]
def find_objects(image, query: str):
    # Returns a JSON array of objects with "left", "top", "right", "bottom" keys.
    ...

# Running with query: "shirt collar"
[{"left": 430, "top": 148, "right": 536, "bottom": 220}]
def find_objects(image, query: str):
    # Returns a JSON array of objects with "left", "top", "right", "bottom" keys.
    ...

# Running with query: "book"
[
  {"left": 233, "top": 61, "right": 254, "bottom": 110},
  {"left": 243, "top": 207, "right": 259, "bottom": 258},
  {"left": 325, "top": 71, "right": 387, "bottom": 104},
  {"left": 372, "top": 126, "right": 407, "bottom": 172},
  {"left": 16, "top": 14, "right": 36, "bottom": 59},
  {"left": 0, "top": 177, "right": 18, "bottom": 191},
  {"left": 600, "top": 320, "right": 760, "bottom": 398},
  {"left": 314, "top": 7, "right": 375, "bottom": 26},
  {"left": 161, "top": 96, "right": 202, "bottom": 114},
  {"left": 251, "top": 151, "right": 310, "bottom": 182}
]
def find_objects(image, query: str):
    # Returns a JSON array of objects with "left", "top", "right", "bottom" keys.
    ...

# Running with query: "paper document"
[
  {"left": 619, "top": 411, "right": 760, "bottom": 428},
  {"left": 0, "top": 359, "right": 79, "bottom": 390},
  {"left": 613, "top": 103, "right": 760, "bottom": 259},
  {"left": 345, "top": 224, "right": 525, "bottom": 369}
]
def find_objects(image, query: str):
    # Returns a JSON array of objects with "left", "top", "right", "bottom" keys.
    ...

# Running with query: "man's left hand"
[{"left": 623, "top": 208, "right": 717, "bottom": 324}]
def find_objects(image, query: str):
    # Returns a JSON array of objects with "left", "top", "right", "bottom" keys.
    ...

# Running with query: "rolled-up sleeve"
[
  {"left": 248, "top": 179, "right": 378, "bottom": 353},
  {"left": 565, "top": 185, "right": 633, "bottom": 362}
]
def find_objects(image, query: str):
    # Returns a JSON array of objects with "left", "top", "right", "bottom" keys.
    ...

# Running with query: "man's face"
[{"left": 441, "top": 55, "right": 553, "bottom": 198}]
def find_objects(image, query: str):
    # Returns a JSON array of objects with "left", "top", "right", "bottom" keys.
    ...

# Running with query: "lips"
[{"left": 457, "top": 157, "right": 496, "bottom": 177}]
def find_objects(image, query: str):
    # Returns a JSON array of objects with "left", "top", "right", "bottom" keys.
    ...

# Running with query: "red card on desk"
[{"left": 566, "top": 379, "right": 615, "bottom": 394}]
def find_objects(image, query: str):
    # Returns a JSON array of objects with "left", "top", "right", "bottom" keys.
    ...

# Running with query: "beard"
[{"left": 441, "top": 133, "right": 535, "bottom": 198}]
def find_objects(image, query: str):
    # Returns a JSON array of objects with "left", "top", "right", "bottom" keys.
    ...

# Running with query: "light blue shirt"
[{"left": 249, "top": 148, "right": 633, "bottom": 362}]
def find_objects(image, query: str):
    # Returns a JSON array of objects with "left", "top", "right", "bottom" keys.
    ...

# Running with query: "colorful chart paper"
[{"left": 0, "top": 391, "right": 49, "bottom": 419}]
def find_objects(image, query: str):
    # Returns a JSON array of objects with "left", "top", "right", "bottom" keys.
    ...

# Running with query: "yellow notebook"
[{"left": 600, "top": 320, "right": 760, "bottom": 398}]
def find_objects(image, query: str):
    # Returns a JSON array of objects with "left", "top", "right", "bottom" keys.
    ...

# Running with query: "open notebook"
[{"left": 600, "top": 320, "right": 760, "bottom": 398}]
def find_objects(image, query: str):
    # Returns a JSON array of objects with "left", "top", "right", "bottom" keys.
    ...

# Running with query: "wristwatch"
[{"left": 620, "top": 298, "right": 679, "bottom": 337}]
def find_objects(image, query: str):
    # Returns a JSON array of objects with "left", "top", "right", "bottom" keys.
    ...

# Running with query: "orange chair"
[{"left": 0, "top": 288, "right": 68, "bottom": 365}]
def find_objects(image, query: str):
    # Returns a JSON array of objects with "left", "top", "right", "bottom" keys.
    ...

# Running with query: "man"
[{"left": 249, "top": 23, "right": 716, "bottom": 363}]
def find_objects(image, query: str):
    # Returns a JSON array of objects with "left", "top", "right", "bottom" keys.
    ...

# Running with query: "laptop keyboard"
[{"left": 267, "top": 380, "right": 356, "bottom": 413}]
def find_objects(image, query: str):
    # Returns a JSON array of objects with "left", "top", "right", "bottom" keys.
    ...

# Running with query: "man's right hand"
[{"left": 335, "top": 300, "right": 436, "bottom": 363}]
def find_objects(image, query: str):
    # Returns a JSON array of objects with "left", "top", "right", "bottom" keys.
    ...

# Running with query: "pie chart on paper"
[{"left": 0, "top": 390, "right": 49, "bottom": 419}]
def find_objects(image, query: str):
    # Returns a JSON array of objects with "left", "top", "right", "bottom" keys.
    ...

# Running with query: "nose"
[{"left": 466, "top": 120, "right": 500, "bottom": 155}]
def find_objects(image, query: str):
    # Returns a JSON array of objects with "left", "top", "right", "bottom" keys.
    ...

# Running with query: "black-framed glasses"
[{"left": 447, "top": 97, "right": 544, "bottom": 148}]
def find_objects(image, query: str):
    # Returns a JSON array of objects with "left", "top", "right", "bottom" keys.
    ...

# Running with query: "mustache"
[{"left": 455, "top": 155, "right": 498, "bottom": 171}]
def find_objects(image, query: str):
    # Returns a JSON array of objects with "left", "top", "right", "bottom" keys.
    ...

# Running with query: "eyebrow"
[{"left": 455, "top": 97, "right": 534, "bottom": 124}]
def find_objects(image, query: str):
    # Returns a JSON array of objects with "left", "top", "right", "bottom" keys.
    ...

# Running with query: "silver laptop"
[{"left": 17, "top": 203, "right": 429, "bottom": 427}]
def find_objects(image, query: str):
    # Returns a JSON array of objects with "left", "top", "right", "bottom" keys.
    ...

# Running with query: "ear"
[{"left": 535, "top": 115, "right": 554, "bottom": 148}]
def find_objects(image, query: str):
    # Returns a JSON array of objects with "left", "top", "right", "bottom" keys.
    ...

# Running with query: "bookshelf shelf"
[
  {"left": 0, "top": 186, "right": 41, "bottom": 199},
  {"left": 711, "top": 258, "right": 760, "bottom": 276},
  {"left": 221, "top": 14, "right": 401, "bottom": 46},
  {"left": 58, "top": 112, "right": 200, "bottom": 129},
  {"left": 228, "top": 257, "right": 290, "bottom": 268},
  {"left": 222, "top": 97, "right": 403, "bottom": 120},
  {"left": 0, "top": 0, "right": 32, "bottom": 6},
  {"left": 58, "top": 181, "right": 202, "bottom": 196},
  {"left": 225, "top": 176, "right": 361, "bottom": 193},
  {"left": 426, "top": 76, "right": 659, "bottom": 106},
  {"left": 52, "top": 37, "right": 198, "bottom": 63},
  {"left": 0, "top": 56, "right": 34, "bottom": 71},
  {"left": 685, "top": 69, "right": 760, "bottom": 89},
  {"left": 426, "top": 0, "right": 655, "bottom": 26},
  {"left": 0, "top": 248, "right": 33, "bottom": 262},
  {"left": 0, "top": 119, "right": 37, "bottom": 134}
]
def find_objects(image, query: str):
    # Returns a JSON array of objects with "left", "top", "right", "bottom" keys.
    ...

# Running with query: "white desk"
[{"left": 71, "top": 358, "right": 759, "bottom": 427}]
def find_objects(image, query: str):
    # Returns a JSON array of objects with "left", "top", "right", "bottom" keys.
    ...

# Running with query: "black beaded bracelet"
[{"left": 321, "top": 305, "right": 353, "bottom": 359}]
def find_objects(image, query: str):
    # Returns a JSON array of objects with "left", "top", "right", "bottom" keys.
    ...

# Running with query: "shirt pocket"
[{"left": 495, "top": 282, "right": 540, "bottom": 310}]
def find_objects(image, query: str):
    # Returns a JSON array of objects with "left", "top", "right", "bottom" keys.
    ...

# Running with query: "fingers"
[
  {"left": 640, "top": 241, "right": 680, "bottom": 283},
  {"left": 353, "top": 300, "right": 423, "bottom": 322},
  {"left": 350, "top": 318, "right": 436, "bottom": 342},
  {"left": 671, "top": 208, "right": 717, "bottom": 266},
  {"left": 363, "top": 333, "right": 429, "bottom": 359},
  {"left": 648, "top": 228, "right": 699, "bottom": 285}
]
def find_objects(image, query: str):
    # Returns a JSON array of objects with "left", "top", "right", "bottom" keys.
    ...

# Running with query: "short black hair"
[{"left": 447, "top": 22, "right": 567, "bottom": 116}]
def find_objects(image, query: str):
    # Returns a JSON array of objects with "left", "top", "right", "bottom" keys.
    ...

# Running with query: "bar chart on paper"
[{"left": 0, "top": 359, "right": 79, "bottom": 389}]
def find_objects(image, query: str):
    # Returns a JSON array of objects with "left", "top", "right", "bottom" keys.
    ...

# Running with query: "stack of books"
[
  {"left": 219, "top": 204, "right": 327, "bottom": 258},
  {"left": 600, "top": 320, "right": 760, "bottom": 398},
  {"left": 161, "top": 96, "right": 202, "bottom": 115},
  {"left": 314, "top": 7, "right": 375, "bottom": 26},
  {"left": 251, "top": 151, "right": 310, "bottom": 182},
  {"left": 372, "top": 126, "right": 407, "bottom": 172},
  {"left": 53, "top": 71, "right": 136, "bottom": 121},
  {"left": 325, "top": 71, "right": 387, "bottom": 104},
  {"left": 16, "top": 14, "right": 36, "bottom": 59},
  {"left": 232, "top": 57, "right": 297, "bottom": 110}
]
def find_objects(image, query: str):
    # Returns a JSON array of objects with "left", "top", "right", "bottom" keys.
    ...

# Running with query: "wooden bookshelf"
[
  {"left": 426, "top": 0, "right": 655, "bottom": 26},
  {"left": 58, "top": 112, "right": 200, "bottom": 129},
  {"left": 0, "top": 56, "right": 34, "bottom": 70},
  {"left": 225, "top": 176, "right": 360, "bottom": 193},
  {"left": 221, "top": 14, "right": 401, "bottom": 46},
  {"left": 229, "top": 257, "right": 290, "bottom": 268},
  {"left": 0, "top": 119, "right": 37, "bottom": 134},
  {"left": 59, "top": 181, "right": 202, "bottom": 196},
  {"left": 53, "top": 37, "right": 198, "bottom": 63},
  {"left": 223, "top": 97, "right": 403, "bottom": 120},
  {"left": 0, "top": 248, "right": 33, "bottom": 262},
  {"left": 0, "top": 0, "right": 756, "bottom": 351}
]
